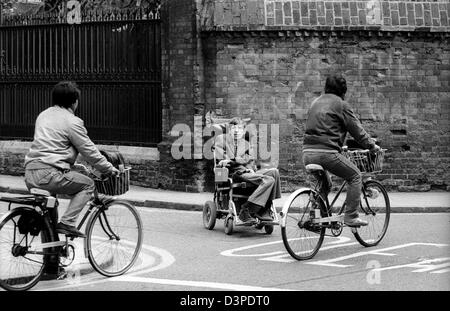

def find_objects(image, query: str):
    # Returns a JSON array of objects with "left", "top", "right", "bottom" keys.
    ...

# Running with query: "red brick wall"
[
  {"left": 202, "top": 0, "right": 450, "bottom": 191},
  {"left": 204, "top": 0, "right": 450, "bottom": 31},
  {"left": 156, "top": 0, "right": 208, "bottom": 192}
]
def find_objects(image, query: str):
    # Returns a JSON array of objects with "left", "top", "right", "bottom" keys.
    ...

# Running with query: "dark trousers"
[
  {"left": 303, "top": 152, "right": 362, "bottom": 218},
  {"left": 237, "top": 168, "right": 282, "bottom": 212}
]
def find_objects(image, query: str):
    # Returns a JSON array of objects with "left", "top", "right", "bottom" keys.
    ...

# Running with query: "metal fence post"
[{"left": 0, "top": 3, "right": 3, "bottom": 26}]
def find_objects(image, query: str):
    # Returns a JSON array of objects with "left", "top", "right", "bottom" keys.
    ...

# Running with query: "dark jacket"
[
  {"left": 214, "top": 133, "right": 255, "bottom": 175},
  {"left": 303, "top": 94, "right": 376, "bottom": 152}
]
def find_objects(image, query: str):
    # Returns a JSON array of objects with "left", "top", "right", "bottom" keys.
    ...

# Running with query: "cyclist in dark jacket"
[{"left": 303, "top": 74, "right": 380, "bottom": 227}]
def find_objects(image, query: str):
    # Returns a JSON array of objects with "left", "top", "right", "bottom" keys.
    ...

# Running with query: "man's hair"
[
  {"left": 52, "top": 81, "right": 81, "bottom": 108},
  {"left": 324, "top": 74, "right": 347, "bottom": 99}
]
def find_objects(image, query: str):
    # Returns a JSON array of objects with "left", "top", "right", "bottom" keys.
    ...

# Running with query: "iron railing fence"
[{"left": 0, "top": 8, "right": 162, "bottom": 146}]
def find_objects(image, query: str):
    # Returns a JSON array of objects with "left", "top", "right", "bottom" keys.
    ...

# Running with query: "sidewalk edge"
[{"left": 1, "top": 186, "right": 449, "bottom": 213}]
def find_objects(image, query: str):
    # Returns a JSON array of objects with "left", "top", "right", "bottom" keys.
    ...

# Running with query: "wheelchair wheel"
[
  {"left": 264, "top": 225, "right": 274, "bottom": 235},
  {"left": 203, "top": 201, "right": 217, "bottom": 230},
  {"left": 224, "top": 215, "right": 234, "bottom": 235}
]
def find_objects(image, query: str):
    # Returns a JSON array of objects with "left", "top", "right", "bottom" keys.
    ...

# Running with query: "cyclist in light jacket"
[
  {"left": 24, "top": 81, "right": 119, "bottom": 237},
  {"left": 303, "top": 74, "right": 380, "bottom": 227}
]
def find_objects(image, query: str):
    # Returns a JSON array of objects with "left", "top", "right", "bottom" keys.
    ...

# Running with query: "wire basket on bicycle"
[
  {"left": 94, "top": 167, "right": 130, "bottom": 195},
  {"left": 343, "top": 149, "right": 385, "bottom": 173}
]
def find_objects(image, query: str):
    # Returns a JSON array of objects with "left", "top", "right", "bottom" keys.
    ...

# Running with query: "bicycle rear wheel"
[
  {"left": 0, "top": 208, "right": 50, "bottom": 291},
  {"left": 281, "top": 190, "right": 325, "bottom": 260},
  {"left": 353, "top": 180, "right": 390, "bottom": 247},
  {"left": 86, "top": 200, "right": 143, "bottom": 277}
]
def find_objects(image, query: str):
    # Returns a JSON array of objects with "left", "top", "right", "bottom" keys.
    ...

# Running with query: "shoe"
[
  {"left": 242, "top": 201, "right": 263, "bottom": 216},
  {"left": 40, "top": 267, "right": 66, "bottom": 281},
  {"left": 56, "top": 222, "right": 86, "bottom": 238},
  {"left": 238, "top": 208, "right": 257, "bottom": 224},
  {"left": 255, "top": 210, "right": 273, "bottom": 222},
  {"left": 344, "top": 216, "right": 369, "bottom": 227}
]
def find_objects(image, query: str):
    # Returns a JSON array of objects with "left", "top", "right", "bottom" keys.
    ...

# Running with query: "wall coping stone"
[
  {"left": 0, "top": 140, "right": 160, "bottom": 162},
  {"left": 201, "top": 0, "right": 450, "bottom": 33}
]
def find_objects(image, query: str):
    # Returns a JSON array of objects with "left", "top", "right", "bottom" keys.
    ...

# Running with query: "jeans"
[
  {"left": 302, "top": 152, "right": 361, "bottom": 218},
  {"left": 24, "top": 167, "right": 95, "bottom": 226}
]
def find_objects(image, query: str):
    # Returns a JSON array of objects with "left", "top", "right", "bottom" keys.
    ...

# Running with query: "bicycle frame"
[
  {"left": 313, "top": 174, "right": 377, "bottom": 213},
  {"left": 0, "top": 189, "right": 114, "bottom": 259},
  {"left": 316, "top": 176, "right": 381, "bottom": 226},
  {"left": 280, "top": 174, "right": 376, "bottom": 228}
]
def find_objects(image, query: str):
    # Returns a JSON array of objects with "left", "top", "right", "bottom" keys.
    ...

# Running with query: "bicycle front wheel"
[
  {"left": 86, "top": 200, "right": 143, "bottom": 277},
  {"left": 0, "top": 208, "right": 50, "bottom": 291},
  {"left": 353, "top": 180, "right": 390, "bottom": 247},
  {"left": 281, "top": 190, "right": 325, "bottom": 260}
]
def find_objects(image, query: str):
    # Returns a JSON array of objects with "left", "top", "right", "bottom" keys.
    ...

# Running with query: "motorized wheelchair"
[{"left": 202, "top": 149, "right": 280, "bottom": 235}]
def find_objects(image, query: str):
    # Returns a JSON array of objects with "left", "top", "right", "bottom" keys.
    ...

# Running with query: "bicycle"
[
  {"left": 0, "top": 166, "right": 143, "bottom": 291},
  {"left": 280, "top": 147, "right": 390, "bottom": 260}
]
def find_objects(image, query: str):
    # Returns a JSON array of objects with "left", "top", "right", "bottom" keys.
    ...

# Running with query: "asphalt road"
[{"left": 1, "top": 195, "right": 449, "bottom": 292}]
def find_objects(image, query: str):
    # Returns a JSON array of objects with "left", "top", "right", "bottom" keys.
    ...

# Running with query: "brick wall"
[
  {"left": 202, "top": 0, "right": 450, "bottom": 191},
  {"left": 155, "top": 0, "right": 208, "bottom": 192},
  {"left": 1, "top": 0, "right": 449, "bottom": 192},
  {"left": 204, "top": 0, "right": 450, "bottom": 31}
]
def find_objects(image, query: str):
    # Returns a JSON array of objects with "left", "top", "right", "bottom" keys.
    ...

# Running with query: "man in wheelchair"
[{"left": 214, "top": 118, "right": 281, "bottom": 224}]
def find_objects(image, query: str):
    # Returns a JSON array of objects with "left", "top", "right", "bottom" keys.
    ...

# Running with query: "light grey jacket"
[{"left": 25, "top": 106, "right": 113, "bottom": 173}]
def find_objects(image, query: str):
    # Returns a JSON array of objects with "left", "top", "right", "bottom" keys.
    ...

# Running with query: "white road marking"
[
  {"left": 260, "top": 242, "right": 358, "bottom": 263},
  {"left": 431, "top": 268, "right": 450, "bottom": 274},
  {"left": 113, "top": 275, "right": 293, "bottom": 291},
  {"left": 128, "top": 245, "right": 175, "bottom": 275},
  {"left": 221, "top": 236, "right": 352, "bottom": 258},
  {"left": 373, "top": 257, "right": 450, "bottom": 274},
  {"left": 38, "top": 243, "right": 175, "bottom": 291},
  {"left": 307, "top": 242, "right": 449, "bottom": 268}
]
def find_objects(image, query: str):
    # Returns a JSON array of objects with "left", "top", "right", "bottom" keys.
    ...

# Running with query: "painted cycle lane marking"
[
  {"left": 40, "top": 240, "right": 292, "bottom": 291},
  {"left": 221, "top": 236, "right": 356, "bottom": 263},
  {"left": 221, "top": 237, "right": 450, "bottom": 274},
  {"left": 38, "top": 242, "right": 176, "bottom": 291},
  {"left": 307, "top": 242, "right": 449, "bottom": 268}
]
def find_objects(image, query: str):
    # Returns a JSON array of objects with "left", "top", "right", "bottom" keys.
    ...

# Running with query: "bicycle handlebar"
[{"left": 73, "top": 163, "right": 121, "bottom": 182}]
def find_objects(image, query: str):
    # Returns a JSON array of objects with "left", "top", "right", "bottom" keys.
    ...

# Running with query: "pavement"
[{"left": 1, "top": 174, "right": 449, "bottom": 213}]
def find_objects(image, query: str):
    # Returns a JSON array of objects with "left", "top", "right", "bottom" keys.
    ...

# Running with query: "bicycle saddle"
[
  {"left": 305, "top": 164, "right": 324, "bottom": 172},
  {"left": 30, "top": 188, "right": 51, "bottom": 197}
]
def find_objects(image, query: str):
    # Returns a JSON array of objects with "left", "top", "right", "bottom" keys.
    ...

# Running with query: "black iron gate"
[{"left": 0, "top": 9, "right": 161, "bottom": 146}]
